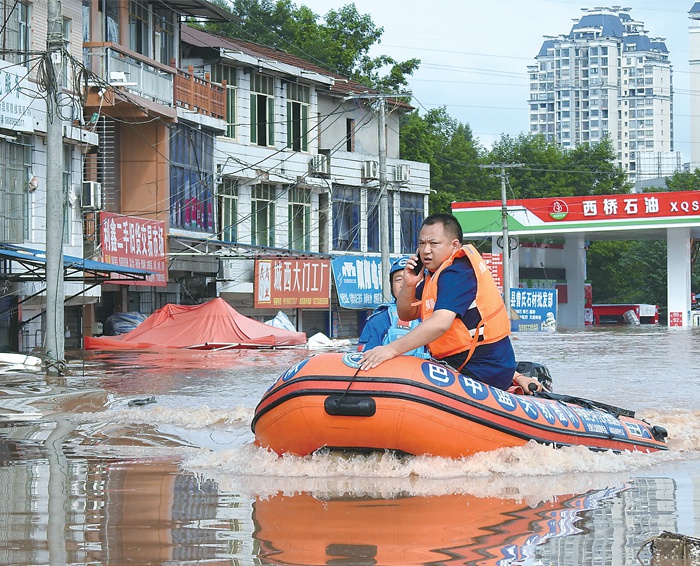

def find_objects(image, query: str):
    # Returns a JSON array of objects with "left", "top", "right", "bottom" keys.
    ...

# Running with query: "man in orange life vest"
[{"left": 359, "top": 212, "right": 542, "bottom": 393}]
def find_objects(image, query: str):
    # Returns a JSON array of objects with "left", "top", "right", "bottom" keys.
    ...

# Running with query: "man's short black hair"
[{"left": 421, "top": 213, "right": 464, "bottom": 244}]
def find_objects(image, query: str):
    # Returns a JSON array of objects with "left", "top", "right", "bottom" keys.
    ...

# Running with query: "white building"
[
  {"left": 180, "top": 26, "right": 430, "bottom": 336},
  {"left": 528, "top": 6, "right": 673, "bottom": 180},
  {"left": 0, "top": 0, "right": 101, "bottom": 352}
]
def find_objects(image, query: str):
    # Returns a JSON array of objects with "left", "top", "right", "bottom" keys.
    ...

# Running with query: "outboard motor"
[{"left": 516, "top": 361, "right": 554, "bottom": 392}]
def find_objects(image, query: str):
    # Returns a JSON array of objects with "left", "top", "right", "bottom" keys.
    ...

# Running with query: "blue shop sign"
[
  {"left": 510, "top": 288, "right": 558, "bottom": 332},
  {"left": 332, "top": 256, "right": 391, "bottom": 309}
]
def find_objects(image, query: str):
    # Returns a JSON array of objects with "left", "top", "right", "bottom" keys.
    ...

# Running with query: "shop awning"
[{"left": 0, "top": 243, "right": 153, "bottom": 282}]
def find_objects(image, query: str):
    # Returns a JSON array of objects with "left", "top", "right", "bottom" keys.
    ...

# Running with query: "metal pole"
[
  {"left": 480, "top": 163, "right": 523, "bottom": 317},
  {"left": 378, "top": 97, "right": 390, "bottom": 302},
  {"left": 499, "top": 166, "right": 512, "bottom": 317},
  {"left": 45, "top": 0, "right": 65, "bottom": 373}
]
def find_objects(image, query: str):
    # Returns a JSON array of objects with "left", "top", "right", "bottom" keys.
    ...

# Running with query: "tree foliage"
[
  {"left": 198, "top": 0, "right": 419, "bottom": 92},
  {"left": 488, "top": 134, "right": 631, "bottom": 199},
  {"left": 399, "top": 107, "right": 496, "bottom": 212}
]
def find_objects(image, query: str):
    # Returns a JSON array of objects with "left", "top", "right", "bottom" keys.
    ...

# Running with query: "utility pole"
[
  {"left": 343, "top": 92, "right": 410, "bottom": 302},
  {"left": 44, "top": 0, "right": 65, "bottom": 374},
  {"left": 377, "top": 96, "right": 390, "bottom": 302},
  {"left": 480, "top": 163, "right": 523, "bottom": 317}
]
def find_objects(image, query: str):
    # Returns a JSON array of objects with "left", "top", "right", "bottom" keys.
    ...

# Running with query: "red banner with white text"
[
  {"left": 255, "top": 257, "right": 331, "bottom": 308},
  {"left": 100, "top": 212, "right": 168, "bottom": 286}
]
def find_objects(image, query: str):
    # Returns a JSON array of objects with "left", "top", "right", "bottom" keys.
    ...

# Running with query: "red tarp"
[{"left": 84, "top": 298, "right": 307, "bottom": 350}]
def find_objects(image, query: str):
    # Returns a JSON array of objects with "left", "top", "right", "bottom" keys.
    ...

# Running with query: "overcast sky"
[{"left": 298, "top": 0, "right": 692, "bottom": 162}]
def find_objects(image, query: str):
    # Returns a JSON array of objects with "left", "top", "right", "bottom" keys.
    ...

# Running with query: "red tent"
[{"left": 84, "top": 298, "right": 307, "bottom": 350}]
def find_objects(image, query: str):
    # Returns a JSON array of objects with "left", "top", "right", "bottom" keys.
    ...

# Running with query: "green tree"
[
  {"left": 399, "top": 108, "right": 493, "bottom": 213},
  {"left": 587, "top": 240, "right": 667, "bottom": 307},
  {"left": 487, "top": 134, "right": 631, "bottom": 199},
  {"left": 199, "top": 0, "right": 419, "bottom": 92}
]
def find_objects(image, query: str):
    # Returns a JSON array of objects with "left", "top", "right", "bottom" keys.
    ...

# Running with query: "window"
[
  {"left": 332, "top": 186, "right": 360, "bottom": 251},
  {"left": 170, "top": 124, "right": 215, "bottom": 232},
  {"left": 212, "top": 65, "right": 237, "bottom": 138},
  {"left": 400, "top": 192, "right": 424, "bottom": 253},
  {"left": 129, "top": 0, "right": 149, "bottom": 56},
  {"left": 252, "top": 184, "right": 275, "bottom": 246},
  {"left": 346, "top": 118, "right": 355, "bottom": 151},
  {"left": 153, "top": 8, "right": 175, "bottom": 65},
  {"left": 288, "top": 186, "right": 310, "bottom": 250},
  {"left": 0, "top": 136, "right": 31, "bottom": 243},
  {"left": 104, "top": 0, "right": 119, "bottom": 42},
  {"left": 62, "top": 18, "right": 71, "bottom": 88},
  {"left": 286, "top": 83, "right": 309, "bottom": 152},
  {"left": 1, "top": 0, "right": 30, "bottom": 66},
  {"left": 251, "top": 74, "right": 275, "bottom": 147},
  {"left": 63, "top": 144, "right": 73, "bottom": 242},
  {"left": 366, "top": 189, "right": 395, "bottom": 252},
  {"left": 218, "top": 177, "right": 238, "bottom": 242}
]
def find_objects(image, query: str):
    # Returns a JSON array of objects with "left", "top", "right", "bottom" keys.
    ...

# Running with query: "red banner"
[
  {"left": 100, "top": 212, "right": 168, "bottom": 286},
  {"left": 482, "top": 252, "right": 503, "bottom": 293},
  {"left": 255, "top": 257, "right": 331, "bottom": 309}
]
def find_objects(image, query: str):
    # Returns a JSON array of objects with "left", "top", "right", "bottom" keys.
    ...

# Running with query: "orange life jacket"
[{"left": 420, "top": 245, "right": 510, "bottom": 364}]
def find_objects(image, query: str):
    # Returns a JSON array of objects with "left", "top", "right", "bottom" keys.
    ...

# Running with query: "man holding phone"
[{"left": 359, "top": 212, "right": 541, "bottom": 393}]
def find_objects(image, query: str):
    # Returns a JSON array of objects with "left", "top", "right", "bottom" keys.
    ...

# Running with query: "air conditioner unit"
[
  {"left": 310, "top": 154, "right": 330, "bottom": 176},
  {"left": 82, "top": 181, "right": 103, "bottom": 210},
  {"left": 394, "top": 163, "right": 411, "bottom": 183},
  {"left": 362, "top": 160, "right": 379, "bottom": 180}
]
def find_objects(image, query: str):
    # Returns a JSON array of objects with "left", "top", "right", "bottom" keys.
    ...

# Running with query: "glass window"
[
  {"left": 332, "top": 186, "right": 360, "bottom": 251},
  {"left": 62, "top": 18, "right": 72, "bottom": 88},
  {"left": 251, "top": 74, "right": 275, "bottom": 147},
  {"left": 218, "top": 177, "right": 238, "bottom": 242},
  {"left": 0, "top": 136, "right": 31, "bottom": 242},
  {"left": 400, "top": 192, "right": 424, "bottom": 253},
  {"left": 286, "top": 83, "right": 309, "bottom": 152},
  {"left": 252, "top": 183, "right": 275, "bottom": 247},
  {"left": 288, "top": 185, "right": 310, "bottom": 250},
  {"left": 129, "top": 0, "right": 149, "bottom": 56},
  {"left": 212, "top": 65, "right": 237, "bottom": 138},
  {"left": 1, "top": 0, "right": 30, "bottom": 66},
  {"left": 153, "top": 8, "right": 175, "bottom": 65},
  {"left": 104, "top": 0, "right": 119, "bottom": 42},
  {"left": 170, "top": 124, "right": 215, "bottom": 232}
]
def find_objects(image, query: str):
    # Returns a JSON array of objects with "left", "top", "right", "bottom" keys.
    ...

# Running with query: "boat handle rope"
[{"left": 338, "top": 366, "right": 363, "bottom": 400}]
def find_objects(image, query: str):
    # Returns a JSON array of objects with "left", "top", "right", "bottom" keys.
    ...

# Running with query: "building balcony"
[
  {"left": 83, "top": 44, "right": 225, "bottom": 120},
  {"left": 174, "top": 66, "right": 225, "bottom": 120},
  {"left": 84, "top": 43, "right": 174, "bottom": 106}
]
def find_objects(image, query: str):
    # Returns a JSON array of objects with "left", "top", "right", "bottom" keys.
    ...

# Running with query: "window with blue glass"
[
  {"left": 332, "top": 185, "right": 360, "bottom": 251},
  {"left": 400, "top": 192, "right": 424, "bottom": 253},
  {"left": 367, "top": 189, "right": 394, "bottom": 252},
  {"left": 170, "top": 124, "right": 214, "bottom": 232}
]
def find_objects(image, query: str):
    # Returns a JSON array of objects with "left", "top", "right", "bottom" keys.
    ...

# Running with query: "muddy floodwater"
[{"left": 0, "top": 327, "right": 699, "bottom": 565}]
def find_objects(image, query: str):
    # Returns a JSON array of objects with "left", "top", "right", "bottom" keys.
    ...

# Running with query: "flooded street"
[{"left": 1, "top": 327, "right": 699, "bottom": 565}]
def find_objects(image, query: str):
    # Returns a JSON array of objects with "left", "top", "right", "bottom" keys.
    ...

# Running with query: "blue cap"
[{"left": 390, "top": 256, "right": 410, "bottom": 277}]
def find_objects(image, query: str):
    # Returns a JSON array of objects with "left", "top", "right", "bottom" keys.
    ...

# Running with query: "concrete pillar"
[
  {"left": 667, "top": 227, "right": 692, "bottom": 327},
  {"left": 559, "top": 234, "right": 586, "bottom": 327}
]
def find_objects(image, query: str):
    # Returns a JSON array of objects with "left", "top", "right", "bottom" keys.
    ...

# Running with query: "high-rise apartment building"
[{"left": 528, "top": 7, "right": 673, "bottom": 180}]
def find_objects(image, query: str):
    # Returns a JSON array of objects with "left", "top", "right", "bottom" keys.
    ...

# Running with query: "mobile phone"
[{"left": 412, "top": 252, "right": 423, "bottom": 275}]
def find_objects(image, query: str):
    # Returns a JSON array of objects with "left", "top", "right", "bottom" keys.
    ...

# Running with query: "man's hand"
[
  {"left": 359, "top": 344, "right": 399, "bottom": 371},
  {"left": 513, "top": 372, "right": 543, "bottom": 395}
]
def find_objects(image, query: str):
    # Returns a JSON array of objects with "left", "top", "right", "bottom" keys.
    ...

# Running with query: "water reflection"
[
  {"left": 251, "top": 481, "right": 680, "bottom": 566},
  {"left": 0, "top": 448, "right": 684, "bottom": 565}
]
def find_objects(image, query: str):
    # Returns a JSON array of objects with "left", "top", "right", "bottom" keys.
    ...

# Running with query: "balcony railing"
[
  {"left": 83, "top": 44, "right": 226, "bottom": 120},
  {"left": 174, "top": 66, "right": 225, "bottom": 120}
]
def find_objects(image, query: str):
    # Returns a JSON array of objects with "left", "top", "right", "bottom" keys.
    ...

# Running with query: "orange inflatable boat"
[{"left": 252, "top": 353, "right": 668, "bottom": 458}]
